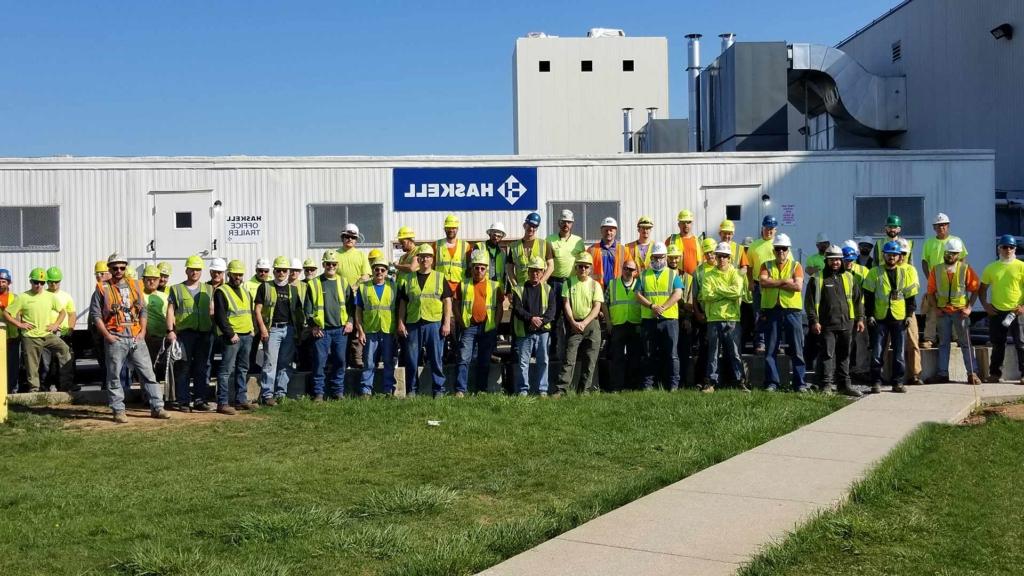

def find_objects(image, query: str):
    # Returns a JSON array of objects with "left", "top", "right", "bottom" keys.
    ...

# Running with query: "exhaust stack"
[{"left": 686, "top": 34, "right": 702, "bottom": 151}]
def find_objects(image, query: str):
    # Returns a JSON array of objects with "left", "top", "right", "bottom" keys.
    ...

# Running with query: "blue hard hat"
[
  {"left": 882, "top": 241, "right": 902, "bottom": 255},
  {"left": 762, "top": 215, "right": 778, "bottom": 228},
  {"left": 841, "top": 247, "right": 857, "bottom": 261},
  {"left": 0, "top": 268, "right": 10, "bottom": 282},
  {"left": 997, "top": 234, "right": 1017, "bottom": 247},
  {"left": 525, "top": 212, "right": 541, "bottom": 226}
]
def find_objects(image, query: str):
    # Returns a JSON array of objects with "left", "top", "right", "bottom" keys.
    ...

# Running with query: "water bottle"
[{"left": 1003, "top": 312, "right": 1016, "bottom": 328}]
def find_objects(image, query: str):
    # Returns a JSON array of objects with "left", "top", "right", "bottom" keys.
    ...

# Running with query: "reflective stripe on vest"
[
  {"left": 98, "top": 279, "right": 143, "bottom": 336},
  {"left": 935, "top": 261, "right": 968, "bottom": 308},
  {"left": 360, "top": 280, "right": 395, "bottom": 334},
  {"left": 814, "top": 272, "right": 855, "bottom": 320},
  {"left": 405, "top": 271, "right": 445, "bottom": 323},
  {"left": 259, "top": 282, "right": 302, "bottom": 327},
  {"left": 461, "top": 278, "right": 499, "bottom": 332},
  {"left": 761, "top": 260, "right": 802, "bottom": 310},
  {"left": 590, "top": 242, "right": 625, "bottom": 286},
  {"left": 640, "top": 269, "right": 680, "bottom": 320},
  {"left": 625, "top": 241, "right": 653, "bottom": 271},
  {"left": 309, "top": 275, "right": 350, "bottom": 328},
  {"left": 510, "top": 238, "right": 548, "bottom": 284},
  {"left": 871, "top": 267, "right": 914, "bottom": 320},
  {"left": 435, "top": 239, "right": 468, "bottom": 284},
  {"left": 608, "top": 278, "right": 641, "bottom": 325},
  {"left": 217, "top": 284, "right": 254, "bottom": 335},
  {"left": 172, "top": 283, "right": 214, "bottom": 332},
  {"left": 512, "top": 283, "right": 551, "bottom": 337}
]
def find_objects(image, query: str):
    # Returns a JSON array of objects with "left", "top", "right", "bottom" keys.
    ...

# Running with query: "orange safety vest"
[
  {"left": 589, "top": 242, "right": 625, "bottom": 287},
  {"left": 624, "top": 240, "right": 654, "bottom": 271},
  {"left": 97, "top": 279, "right": 144, "bottom": 337}
]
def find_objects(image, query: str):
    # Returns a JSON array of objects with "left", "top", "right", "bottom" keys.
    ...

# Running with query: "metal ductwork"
[{"left": 789, "top": 43, "right": 906, "bottom": 136}]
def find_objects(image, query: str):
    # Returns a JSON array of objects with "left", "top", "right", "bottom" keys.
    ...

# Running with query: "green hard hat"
[
  {"left": 30, "top": 268, "right": 48, "bottom": 282},
  {"left": 227, "top": 260, "right": 247, "bottom": 274},
  {"left": 157, "top": 261, "right": 172, "bottom": 276},
  {"left": 185, "top": 255, "right": 206, "bottom": 270},
  {"left": 272, "top": 255, "right": 290, "bottom": 269},
  {"left": 886, "top": 214, "right": 902, "bottom": 227},
  {"left": 142, "top": 265, "right": 161, "bottom": 278},
  {"left": 45, "top": 266, "right": 63, "bottom": 282},
  {"left": 302, "top": 258, "right": 318, "bottom": 269}
]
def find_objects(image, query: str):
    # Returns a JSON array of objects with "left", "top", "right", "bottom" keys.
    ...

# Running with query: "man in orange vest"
[
  {"left": 589, "top": 217, "right": 626, "bottom": 288},
  {"left": 666, "top": 209, "right": 702, "bottom": 275},
  {"left": 625, "top": 216, "right": 656, "bottom": 272},
  {"left": 90, "top": 252, "right": 170, "bottom": 423}
]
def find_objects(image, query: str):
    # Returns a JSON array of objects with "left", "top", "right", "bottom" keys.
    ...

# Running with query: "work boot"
[
  {"left": 313, "top": 394, "right": 325, "bottom": 403},
  {"left": 193, "top": 401, "right": 214, "bottom": 412},
  {"left": 216, "top": 404, "right": 237, "bottom": 415},
  {"left": 840, "top": 384, "right": 863, "bottom": 398},
  {"left": 113, "top": 411, "right": 129, "bottom": 424},
  {"left": 820, "top": 384, "right": 836, "bottom": 395},
  {"left": 172, "top": 403, "right": 192, "bottom": 413},
  {"left": 967, "top": 373, "right": 981, "bottom": 385},
  {"left": 454, "top": 391, "right": 465, "bottom": 398},
  {"left": 985, "top": 374, "right": 1002, "bottom": 384},
  {"left": 261, "top": 397, "right": 278, "bottom": 407},
  {"left": 907, "top": 377, "right": 924, "bottom": 386},
  {"left": 870, "top": 381, "right": 882, "bottom": 394},
  {"left": 702, "top": 385, "right": 715, "bottom": 394},
  {"left": 235, "top": 402, "right": 256, "bottom": 411},
  {"left": 924, "top": 375, "right": 949, "bottom": 384},
  {"left": 921, "top": 340, "right": 935, "bottom": 349},
  {"left": 892, "top": 383, "right": 907, "bottom": 393},
  {"left": 1019, "top": 377, "right": 1024, "bottom": 386},
  {"left": 151, "top": 409, "right": 171, "bottom": 420}
]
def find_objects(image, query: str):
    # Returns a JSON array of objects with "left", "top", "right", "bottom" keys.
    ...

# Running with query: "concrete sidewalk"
[{"left": 478, "top": 383, "right": 1024, "bottom": 576}]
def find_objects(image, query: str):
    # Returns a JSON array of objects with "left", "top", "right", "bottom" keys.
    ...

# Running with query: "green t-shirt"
[
  {"left": 336, "top": 246, "right": 371, "bottom": 287},
  {"left": 547, "top": 233, "right": 585, "bottom": 279},
  {"left": 805, "top": 253, "right": 826, "bottom": 277},
  {"left": 981, "top": 259, "right": 1024, "bottom": 312},
  {"left": 748, "top": 238, "right": 776, "bottom": 282},
  {"left": 145, "top": 290, "right": 169, "bottom": 338},
  {"left": 7, "top": 290, "right": 60, "bottom": 338},
  {"left": 48, "top": 290, "right": 75, "bottom": 335},
  {"left": 922, "top": 235, "right": 967, "bottom": 270},
  {"left": 562, "top": 276, "right": 604, "bottom": 321}
]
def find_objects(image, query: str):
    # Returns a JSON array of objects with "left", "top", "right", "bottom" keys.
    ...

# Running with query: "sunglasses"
[
  {"left": 109, "top": 266, "right": 126, "bottom": 271},
  {"left": 576, "top": 264, "right": 591, "bottom": 269},
  {"left": 341, "top": 235, "right": 357, "bottom": 241},
  {"left": 30, "top": 280, "right": 45, "bottom": 285},
  {"left": 323, "top": 262, "right": 338, "bottom": 267},
  {"left": 524, "top": 223, "right": 539, "bottom": 229},
  {"left": 623, "top": 267, "right": 637, "bottom": 272},
  {"left": 774, "top": 247, "right": 789, "bottom": 252},
  {"left": 716, "top": 254, "right": 730, "bottom": 258},
  {"left": 274, "top": 268, "right": 288, "bottom": 273}
]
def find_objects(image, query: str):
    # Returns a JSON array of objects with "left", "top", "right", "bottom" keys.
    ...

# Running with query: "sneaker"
[
  {"left": 313, "top": 394, "right": 325, "bottom": 402},
  {"left": 151, "top": 409, "right": 171, "bottom": 420},
  {"left": 261, "top": 398, "right": 277, "bottom": 407},
  {"left": 216, "top": 404, "right": 237, "bottom": 415},
  {"left": 985, "top": 374, "right": 1002, "bottom": 383},
  {"left": 907, "top": 378, "right": 925, "bottom": 386},
  {"left": 840, "top": 385, "right": 863, "bottom": 398},
  {"left": 967, "top": 373, "right": 981, "bottom": 385},
  {"left": 235, "top": 402, "right": 256, "bottom": 411},
  {"left": 765, "top": 385, "right": 778, "bottom": 392},
  {"left": 539, "top": 392, "right": 549, "bottom": 397},
  {"left": 113, "top": 411, "right": 129, "bottom": 424},
  {"left": 924, "top": 375, "right": 948, "bottom": 385},
  {"left": 892, "top": 383, "right": 907, "bottom": 393},
  {"left": 795, "top": 386, "right": 812, "bottom": 393}
]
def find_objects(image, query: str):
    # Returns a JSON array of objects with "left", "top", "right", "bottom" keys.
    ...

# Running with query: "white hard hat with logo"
[
  {"left": 601, "top": 217, "right": 618, "bottom": 228},
  {"left": 559, "top": 209, "right": 575, "bottom": 222},
  {"left": 487, "top": 222, "right": 507, "bottom": 236},
  {"left": 944, "top": 238, "right": 964, "bottom": 253},
  {"left": 934, "top": 213, "right": 950, "bottom": 225},
  {"left": 651, "top": 242, "right": 668, "bottom": 256},
  {"left": 255, "top": 258, "right": 271, "bottom": 270},
  {"left": 773, "top": 233, "right": 792, "bottom": 248}
]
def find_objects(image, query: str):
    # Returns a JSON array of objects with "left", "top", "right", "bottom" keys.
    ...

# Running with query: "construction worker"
[
  {"left": 690, "top": 238, "right": 719, "bottom": 387},
  {"left": 0, "top": 269, "right": 19, "bottom": 393},
  {"left": 355, "top": 255, "right": 398, "bottom": 396},
  {"left": 296, "top": 258, "right": 319, "bottom": 373},
  {"left": 924, "top": 238, "right": 979, "bottom": 384},
  {"left": 305, "top": 249, "right": 355, "bottom": 401},
  {"left": 214, "top": 260, "right": 256, "bottom": 413},
  {"left": 759, "top": 233, "right": 808, "bottom": 392},
  {"left": 436, "top": 214, "right": 471, "bottom": 297},
  {"left": 874, "top": 214, "right": 914, "bottom": 266},
  {"left": 166, "top": 255, "right": 215, "bottom": 412},
  {"left": 921, "top": 213, "right": 968, "bottom": 349},
  {"left": 395, "top": 226, "right": 419, "bottom": 283},
  {"left": 604, "top": 259, "right": 642, "bottom": 390},
  {"left": 245, "top": 258, "right": 271, "bottom": 379},
  {"left": 555, "top": 252, "right": 604, "bottom": 394},
  {"left": 157, "top": 262, "right": 173, "bottom": 293},
  {"left": 843, "top": 246, "right": 872, "bottom": 382},
  {"left": 209, "top": 258, "right": 226, "bottom": 288},
  {"left": 289, "top": 258, "right": 305, "bottom": 295},
  {"left": 91, "top": 253, "right": 168, "bottom": 422},
  {"left": 805, "top": 233, "right": 830, "bottom": 277},
  {"left": 864, "top": 241, "right": 918, "bottom": 393},
  {"left": 805, "top": 245, "right": 865, "bottom": 396},
  {"left": 666, "top": 209, "right": 702, "bottom": 276},
  {"left": 637, "top": 242, "right": 685, "bottom": 390},
  {"left": 508, "top": 212, "right": 554, "bottom": 288},
  {"left": 625, "top": 216, "right": 656, "bottom": 272},
  {"left": 42, "top": 266, "right": 75, "bottom": 388},
  {"left": 337, "top": 223, "right": 371, "bottom": 286},
  {"left": 590, "top": 217, "right": 626, "bottom": 288},
  {"left": 895, "top": 239, "right": 925, "bottom": 387},
  {"left": 477, "top": 222, "right": 509, "bottom": 286},
  {"left": 717, "top": 220, "right": 749, "bottom": 272},
  {"left": 856, "top": 237, "right": 876, "bottom": 268},
  {"left": 141, "top": 265, "right": 169, "bottom": 382},
  {"left": 302, "top": 258, "right": 319, "bottom": 282},
  {"left": 666, "top": 243, "right": 682, "bottom": 271},
  {"left": 397, "top": 243, "right": 452, "bottom": 397},
  {"left": 747, "top": 215, "right": 779, "bottom": 353},
  {"left": 3, "top": 268, "right": 70, "bottom": 393},
  {"left": 701, "top": 242, "right": 747, "bottom": 392},
  {"left": 979, "top": 234, "right": 1024, "bottom": 384},
  {"left": 254, "top": 256, "right": 303, "bottom": 405},
  {"left": 89, "top": 261, "right": 111, "bottom": 383},
  {"left": 545, "top": 210, "right": 583, "bottom": 360},
  {"left": 456, "top": 250, "right": 503, "bottom": 395},
  {"left": 511, "top": 257, "right": 556, "bottom": 395}
]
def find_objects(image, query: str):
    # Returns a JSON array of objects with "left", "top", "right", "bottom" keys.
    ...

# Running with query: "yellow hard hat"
[
  {"left": 302, "top": 258, "right": 318, "bottom": 269},
  {"left": 184, "top": 255, "right": 205, "bottom": 270},
  {"left": 575, "top": 252, "right": 593, "bottom": 266},
  {"left": 527, "top": 256, "right": 547, "bottom": 270},
  {"left": 272, "top": 256, "right": 290, "bottom": 269},
  {"left": 397, "top": 226, "right": 416, "bottom": 240},
  {"left": 125, "top": 267, "right": 137, "bottom": 279},
  {"left": 701, "top": 238, "right": 717, "bottom": 253},
  {"left": 470, "top": 249, "right": 490, "bottom": 266},
  {"left": 416, "top": 243, "right": 435, "bottom": 256},
  {"left": 322, "top": 250, "right": 340, "bottom": 264},
  {"left": 719, "top": 219, "right": 735, "bottom": 232},
  {"left": 637, "top": 216, "right": 654, "bottom": 228},
  {"left": 667, "top": 244, "right": 683, "bottom": 257},
  {"left": 157, "top": 261, "right": 172, "bottom": 276},
  {"left": 227, "top": 260, "right": 247, "bottom": 274},
  {"left": 677, "top": 209, "right": 694, "bottom": 222},
  {"left": 94, "top": 260, "right": 108, "bottom": 273},
  {"left": 370, "top": 257, "right": 389, "bottom": 269},
  {"left": 444, "top": 214, "right": 460, "bottom": 228},
  {"left": 142, "top": 265, "right": 161, "bottom": 278},
  {"left": 367, "top": 248, "right": 383, "bottom": 260}
]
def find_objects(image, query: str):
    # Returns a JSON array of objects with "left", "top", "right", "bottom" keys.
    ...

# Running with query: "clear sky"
[{"left": 1, "top": 0, "right": 899, "bottom": 157}]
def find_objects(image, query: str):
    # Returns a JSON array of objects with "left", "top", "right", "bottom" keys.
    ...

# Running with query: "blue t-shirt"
[
  {"left": 600, "top": 241, "right": 619, "bottom": 286},
  {"left": 354, "top": 283, "right": 386, "bottom": 308}
]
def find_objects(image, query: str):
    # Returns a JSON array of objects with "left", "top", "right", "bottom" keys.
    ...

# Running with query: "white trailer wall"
[{"left": 0, "top": 150, "right": 995, "bottom": 329}]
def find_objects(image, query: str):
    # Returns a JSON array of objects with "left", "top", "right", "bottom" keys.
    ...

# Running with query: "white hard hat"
[
  {"left": 209, "top": 258, "right": 227, "bottom": 272},
  {"left": 944, "top": 237, "right": 964, "bottom": 253},
  {"left": 559, "top": 209, "right": 575, "bottom": 222},
  {"left": 342, "top": 223, "right": 360, "bottom": 237},
  {"left": 255, "top": 258, "right": 271, "bottom": 269},
  {"left": 487, "top": 222, "right": 507, "bottom": 236},
  {"left": 773, "top": 233, "right": 792, "bottom": 248},
  {"left": 714, "top": 242, "right": 732, "bottom": 255},
  {"left": 898, "top": 239, "right": 911, "bottom": 253},
  {"left": 651, "top": 242, "right": 668, "bottom": 256},
  {"left": 290, "top": 258, "right": 303, "bottom": 270},
  {"left": 857, "top": 236, "right": 875, "bottom": 246},
  {"left": 842, "top": 239, "right": 858, "bottom": 252},
  {"left": 825, "top": 244, "right": 843, "bottom": 258},
  {"left": 815, "top": 232, "right": 829, "bottom": 243},
  {"left": 601, "top": 217, "right": 618, "bottom": 228},
  {"left": 934, "top": 212, "right": 950, "bottom": 225}
]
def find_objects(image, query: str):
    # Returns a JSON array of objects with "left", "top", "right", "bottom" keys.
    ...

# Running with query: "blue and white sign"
[{"left": 393, "top": 167, "right": 538, "bottom": 212}]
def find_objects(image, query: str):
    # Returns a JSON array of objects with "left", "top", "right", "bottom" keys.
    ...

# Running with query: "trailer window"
[
  {"left": 307, "top": 203, "right": 384, "bottom": 248},
  {"left": 547, "top": 201, "right": 620, "bottom": 244},
  {"left": 855, "top": 196, "right": 924, "bottom": 237},
  {"left": 0, "top": 206, "right": 60, "bottom": 252}
]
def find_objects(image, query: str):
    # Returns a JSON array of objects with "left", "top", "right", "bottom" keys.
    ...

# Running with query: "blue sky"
[{"left": 0, "top": 0, "right": 898, "bottom": 157}]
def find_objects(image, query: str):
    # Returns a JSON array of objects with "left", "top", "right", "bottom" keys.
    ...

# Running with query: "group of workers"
[{"left": 3, "top": 209, "right": 1023, "bottom": 423}]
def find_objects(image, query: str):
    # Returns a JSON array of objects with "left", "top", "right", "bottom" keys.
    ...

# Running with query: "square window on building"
[
  {"left": 175, "top": 212, "right": 193, "bottom": 229},
  {"left": 581, "top": 60, "right": 593, "bottom": 72},
  {"left": 855, "top": 196, "right": 924, "bottom": 237},
  {"left": 538, "top": 60, "right": 550, "bottom": 72},
  {"left": 547, "top": 201, "right": 620, "bottom": 244},
  {"left": 307, "top": 203, "right": 384, "bottom": 248},
  {"left": 725, "top": 205, "right": 741, "bottom": 221},
  {"left": 622, "top": 59, "right": 634, "bottom": 72},
  {"left": 0, "top": 206, "right": 60, "bottom": 251}
]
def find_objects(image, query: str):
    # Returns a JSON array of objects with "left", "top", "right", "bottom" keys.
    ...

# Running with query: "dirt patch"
[
  {"left": 23, "top": 404, "right": 260, "bottom": 431},
  {"left": 961, "top": 402, "right": 1024, "bottom": 426}
]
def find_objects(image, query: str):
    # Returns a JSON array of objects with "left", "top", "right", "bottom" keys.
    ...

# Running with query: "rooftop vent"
[{"left": 588, "top": 28, "right": 625, "bottom": 38}]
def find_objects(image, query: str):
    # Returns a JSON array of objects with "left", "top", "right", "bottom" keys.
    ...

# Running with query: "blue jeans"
[
  {"left": 261, "top": 325, "right": 296, "bottom": 400},
  {"left": 764, "top": 308, "right": 806, "bottom": 390},
  {"left": 218, "top": 334, "right": 252, "bottom": 405},
  {"left": 361, "top": 332, "right": 396, "bottom": 395},
  {"left": 642, "top": 318, "right": 680, "bottom": 390},
  {"left": 106, "top": 337, "right": 164, "bottom": 413},
  {"left": 313, "top": 328, "right": 348, "bottom": 396},
  {"left": 457, "top": 324, "right": 497, "bottom": 393},
  {"left": 707, "top": 321, "right": 744, "bottom": 385},
  {"left": 872, "top": 320, "right": 906, "bottom": 384},
  {"left": 514, "top": 332, "right": 549, "bottom": 395},
  {"left": 937, "top": 313, "right": 975, "bottom": 377},
  {"left": 174, "top": 329, "right": 213, "bottom": 406},
  {"left": 405, "top": 321, "right": 445, "bottom": 396}
]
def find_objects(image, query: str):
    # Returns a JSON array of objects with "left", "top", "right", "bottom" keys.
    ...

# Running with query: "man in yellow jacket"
[{"left": 700, "top": 243, "right": 747, "bottom": 392}]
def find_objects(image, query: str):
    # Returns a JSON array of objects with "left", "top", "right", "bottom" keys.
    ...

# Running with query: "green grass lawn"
[
  {"left": 741, "top": 414, "right": 1024, "bottom": 576},
  {"left": 0, "top": 392, "right": 844, "bottom": 576}
]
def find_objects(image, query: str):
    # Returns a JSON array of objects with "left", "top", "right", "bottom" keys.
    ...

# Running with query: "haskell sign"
[
  {"left": 225, "top": 214, "right": 263, "bottom": 244},
  {"left": 393, "top": 167, "right": 538, "bottom": 212}
]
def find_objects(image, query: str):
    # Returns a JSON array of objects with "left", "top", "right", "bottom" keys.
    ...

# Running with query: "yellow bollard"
[{"left": 1, "top": 335, "right": 7, "bottom": 423}]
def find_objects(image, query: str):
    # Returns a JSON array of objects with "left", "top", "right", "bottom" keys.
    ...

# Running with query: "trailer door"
[
  {"left": 702, "top": 185, "right": 762, "bottom": 242},
  {"left": 151, "top": 190, "right": 214, "bottom": 258}
]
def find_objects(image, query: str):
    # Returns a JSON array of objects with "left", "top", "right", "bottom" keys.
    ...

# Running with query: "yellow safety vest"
[
  {"left": 640, "top": 269, "right": 680, "bottom": 320},
  {"left": 475, "top": 241, "right": 507, "bottom": 284},
  {"left": 461, "top": 278, "right": 500, "bottom": 332},
  {"left": 865, "top": 266, "right": 918, "bottom": 320},
  {"left": 935, "top": 261, "right": 968, "bottom": 308},
  {"left": 512, "top": 283, "right": 551, "bottom": 337},
  {"left": 360, "top": 281, "right": 395, "bottom": 334},
  {"left": 761, "top": 259, "right": 803, "bottom": 310},
  {"left": 608, "top": 278, "right": 641, "bottom": 326},
  {"left": 509, "top": 238, "right": 548, "bottom": 285},
  {"left": 172, "top": 283, "right": 214, "bottom": 332},
  {"left": 217, "top": 284, "right": 254, "bottom": 335},
  {"left": 435, "top": 239, "right": 468, "bottom": 284},
  {"left": 813, "top": 272, "right": 855, "bottom": 320},
  {"left": 308, "top": 275, "right": 350, "bottom": 328},
  {"left": 404, "top": 271, "right": 445, "bottom": 323}
]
